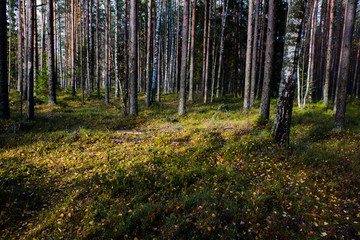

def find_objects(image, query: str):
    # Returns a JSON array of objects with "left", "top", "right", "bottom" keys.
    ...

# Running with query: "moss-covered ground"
[{"left": 1, "top": 91, "right": 360, "bottom": 239}]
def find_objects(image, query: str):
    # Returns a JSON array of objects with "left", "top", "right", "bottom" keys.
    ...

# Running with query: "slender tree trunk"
[
  {"left": 40, "top": 0, "right": 46, "bottom": 71},
  {"left": 250, "top": 0, "right": 260, "bottom": 107},
  {"left": 334, "top": 0, "right": 357, "bottom": 129},
  {"left": 8, "top": 0, "right": 12, "bottom": 92},
  {"left": 96, "top": 0, "right": 100, "bottom": 96},
  {"left": 259, "top": 0, "right": 275, "bottom": 120},
  {"left": 22, "top": 0, "right": 27, "bottom": 100},
  {"left": 151, "top": 0, "right": 162, "bottom": 102},
  {"left": 124, "top": 0, "right": 129, "bottom": 111},
  {"left": 0, "top": 0, "right": 9, "bottom": 118},
  {"left": 216, "top": 0, "right": 228, "bottom": 99},
  {"left": 17, "top": 0, "right": 23, "bottom": 93},
  {"left": 303, "top": 0, "right": 317, "bottom": 107},
  {"left": 129, "top": 0, "right": 138, "bottom": 115},
  {"left": 104, "top": 0, "right": 110, "bottom": 104},
  {"left": 243, "top": 0, "right": 254, "bottom": 110},
  {"left": 71, "top": 0, "right": 76, "bottom": 95},
  {"left": 27, "top": 0, "right": 35, "bottom": 120},
  {"left": 203, "top": 0, "right": 213, "bottom": 103},
  {"left": 175, "top": 0, "right": 181, "bottom": 93},
  {"left": 256, "top": 0, "right": 267, "bottom": 99},
  {"left": 273, "top": 0, "right": 305, "bottom": 145},
  {"left": 201, "top": 0, "right": 208, "bottom": 95},
  {"left": 86, "top": 0, "right": 91, "bottom": 97},
  {"left": 33, "top": 3, "right": 38, "bottom": 92},
  {"left": 323, "top": 0, "right": 334, "bottom": 105},
  {"left": 179, "top": 0, "right": 189, "bottom": 115},
  {"left": 188, "top": 0, "right": 197, "bottom": 101},
  {"left": 146, "top": 0, "right": 153, "bottom": 106},
  {"left": 48, "top": 0, "right": 56, "bottom": 104}
]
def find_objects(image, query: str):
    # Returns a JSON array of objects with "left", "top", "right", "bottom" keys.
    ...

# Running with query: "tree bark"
[
  {"left": 0, "top": 0, "right": 9, "bottom": 118},
  {"left": 96, "top": 0, "right": 100, "bottom": 96},
  {"left": 17, "top": 0, "right": 23, "bottom": 93},
  {"left": 250, "top": 0, "right": 260, "bottom": 107},
  {"left": 188, "top": 0, "right": 197, "bottom": 101},
  {"left": 201, "top": 0, "right": 208, "bottom": 95},
  {"left": 334, "top": 0, "right": 357, "bottom": 129},
  {"left": 203, "top": 0, "right": 213, "bottom": 103},
  {"left": 243, "top": 0, "right": 254, "bottom": 110},
  {"left": 323, "top": 0, "right": 335, "bottom": 105},
  {"left": 151, "top": 0, "right": 162, "bottom": 102},
  {"left": 129, "top": 0, "right": 138, "bottom": 115},
  {"left": 179, "top": 0, "right": 190, "bottom": 115},
  {"left": 146, "top": 0, "right": 153, "bottom": 106},
  {"left": 71, "top": 0, "right": 76, "bottom": 96},
  {"left": 259, "top": 0, "right": 275, "bottom": 120},
  {"left": 48, "top": 0, "right": 56, "bottom": 104},
  {"left": 104, "top": 0, "right": 110, "bottom": 104},
  {"left": 273, "top": 0, "right": 305, "bottom": 145},
  {"left": 8, "top": 0, "right": 12, "bottom": 92},
  {"left": 216, "top": 0, "right": 228, "bottom": 99},
  {"left": 26, "top": 0, "right": 35, "bottom": 120}
]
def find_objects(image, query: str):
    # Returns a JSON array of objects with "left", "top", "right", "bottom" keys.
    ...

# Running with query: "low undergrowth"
[{"left": 1, "top": 91, "right": 360, "bottom": 239}]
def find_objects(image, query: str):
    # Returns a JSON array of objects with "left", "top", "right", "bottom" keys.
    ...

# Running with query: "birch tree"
[{"left": 273, "top": 0, "right": 305, "bottom": 145}]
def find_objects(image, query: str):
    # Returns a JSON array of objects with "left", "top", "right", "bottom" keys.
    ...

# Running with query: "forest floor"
[{"left": 1, "top": 91, "right": 360, "bottom": 239}]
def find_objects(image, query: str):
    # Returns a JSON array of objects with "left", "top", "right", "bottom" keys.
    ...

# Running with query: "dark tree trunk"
[
  {"left": 48, "top": 0, "right": 56, "bottom": 104},
  {"left": 259, "top": 0, "right": 275, "bottom": 120},
  {"left": 17, "top": 0, "right": 23, "bottom": 93},
  {"left": 0, "top": 0, "right": 9, "bottom": 118},
  {"left": 334, "top": 0, "right": 357, "bottom": 129},
  {"left": 27, "top": 0, "right": 35, "bottom": 120}
]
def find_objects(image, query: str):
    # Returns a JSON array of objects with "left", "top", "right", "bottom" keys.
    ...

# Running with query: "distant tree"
[
  {"left": 273, "top": 0, "right": 305, "bottom": 145},
  {"left": 0, "top": 0, "right": 9, "bottom": 119},
  {"left": 17, "top": 0, "right": 23, "bottom": 93},
  {"left": 178, "top": 0, "right": 189, "bottom": 115},
  {"left": 250, "top": 0, "right": 260, "bottom": 107},
  {"left": 151, "top": 0, "right": 162, "bottom": 103},
  {"left": 216, "top": 0, "right": 228, "bottom": 99},
  {"left": 129, "top": 0, "right": 138, "bottom": 116},
  {"left": 334, "top": 0, "right": 357, "bottom": 129}
]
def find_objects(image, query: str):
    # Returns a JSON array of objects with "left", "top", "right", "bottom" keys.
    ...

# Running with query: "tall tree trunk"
[
  {"left": 303, "top": 0, "right": 317, "bottom": 107},
  {"left": 201, "top": 0, "right": 208, "bottom": 95},
  {"left": 175, "top": 0, "right": 181, "bottom": 93},
  {"left": 71, "top": 0, "right": 76, "bottom": 95},
  {"left": 8, "top": 0, "right": 12, "bottom": 92},
  {"left": 146, "top": 0, "right": 153, "bottom": 106},
  {"left": 203, "top": 0, "right": 213, "bottom": 103},
  {"left": 273, "top": 0, "right": 305, "bottom": 145},
  {"left": 250, "top": 0, "right": 260, "bottom": 107},
  {"left": 259, "top": 0, "right": 275, "bottom": 120},
  {"left": 27, "top": 0, "right": 35, "bottom": 120},
  {"left": 96, "top": 0, "right": 100, "bottom": 96},
  {"left": 22, "top": 0, "right": 27, "bottom": 100},
  {"left": 86, "top": 0, "right": 91, "bottom": 97},
  {"left": 0, "top": 0, "right": 9, "bottom": 118},
  {"left": 124, "top": 0, "right": 129, "bottom": 110},
  {"left": 104, "top": 0, "right": 110, "bottom": 104},
  {"left": 323, "top": 0, "right": 335, "bottom": 105},
  {"left": 17, "top": 0, "right": 23, "bottom": 93},
  {"left": 256, "top": 0, "right": 267, "bottom": 99},
  {"left": 334, "top": 0, "right": 357, "bottom": 129},
  {"left": 48, "top": 0, "right": 56, "bottom": 104},
  {"left": 216, "top": 0, "right": 228, "bottom": 99},
  {"left": 243, "top": 0, "right": 254, "bottom": 110},
  {"left": 40, "top": 1, "right": 47, "bottom": 71},
  {"left": 129, "top": 0, "right": 138, "bottom": 115},
  {"left": 188, "top": 0, "right": 197, "bottom": 101},
  {"left": 33, "top": 2, "right": 39, "bottom": 91},
  {"left": 151, "top": 0, "right": 162, "bottom": 102},
  {"left": 178, "top": 0, "right": 189, "bottom": 115},
  {"left": 352, "top": 42, "right": 360, "bottom": 98}
]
